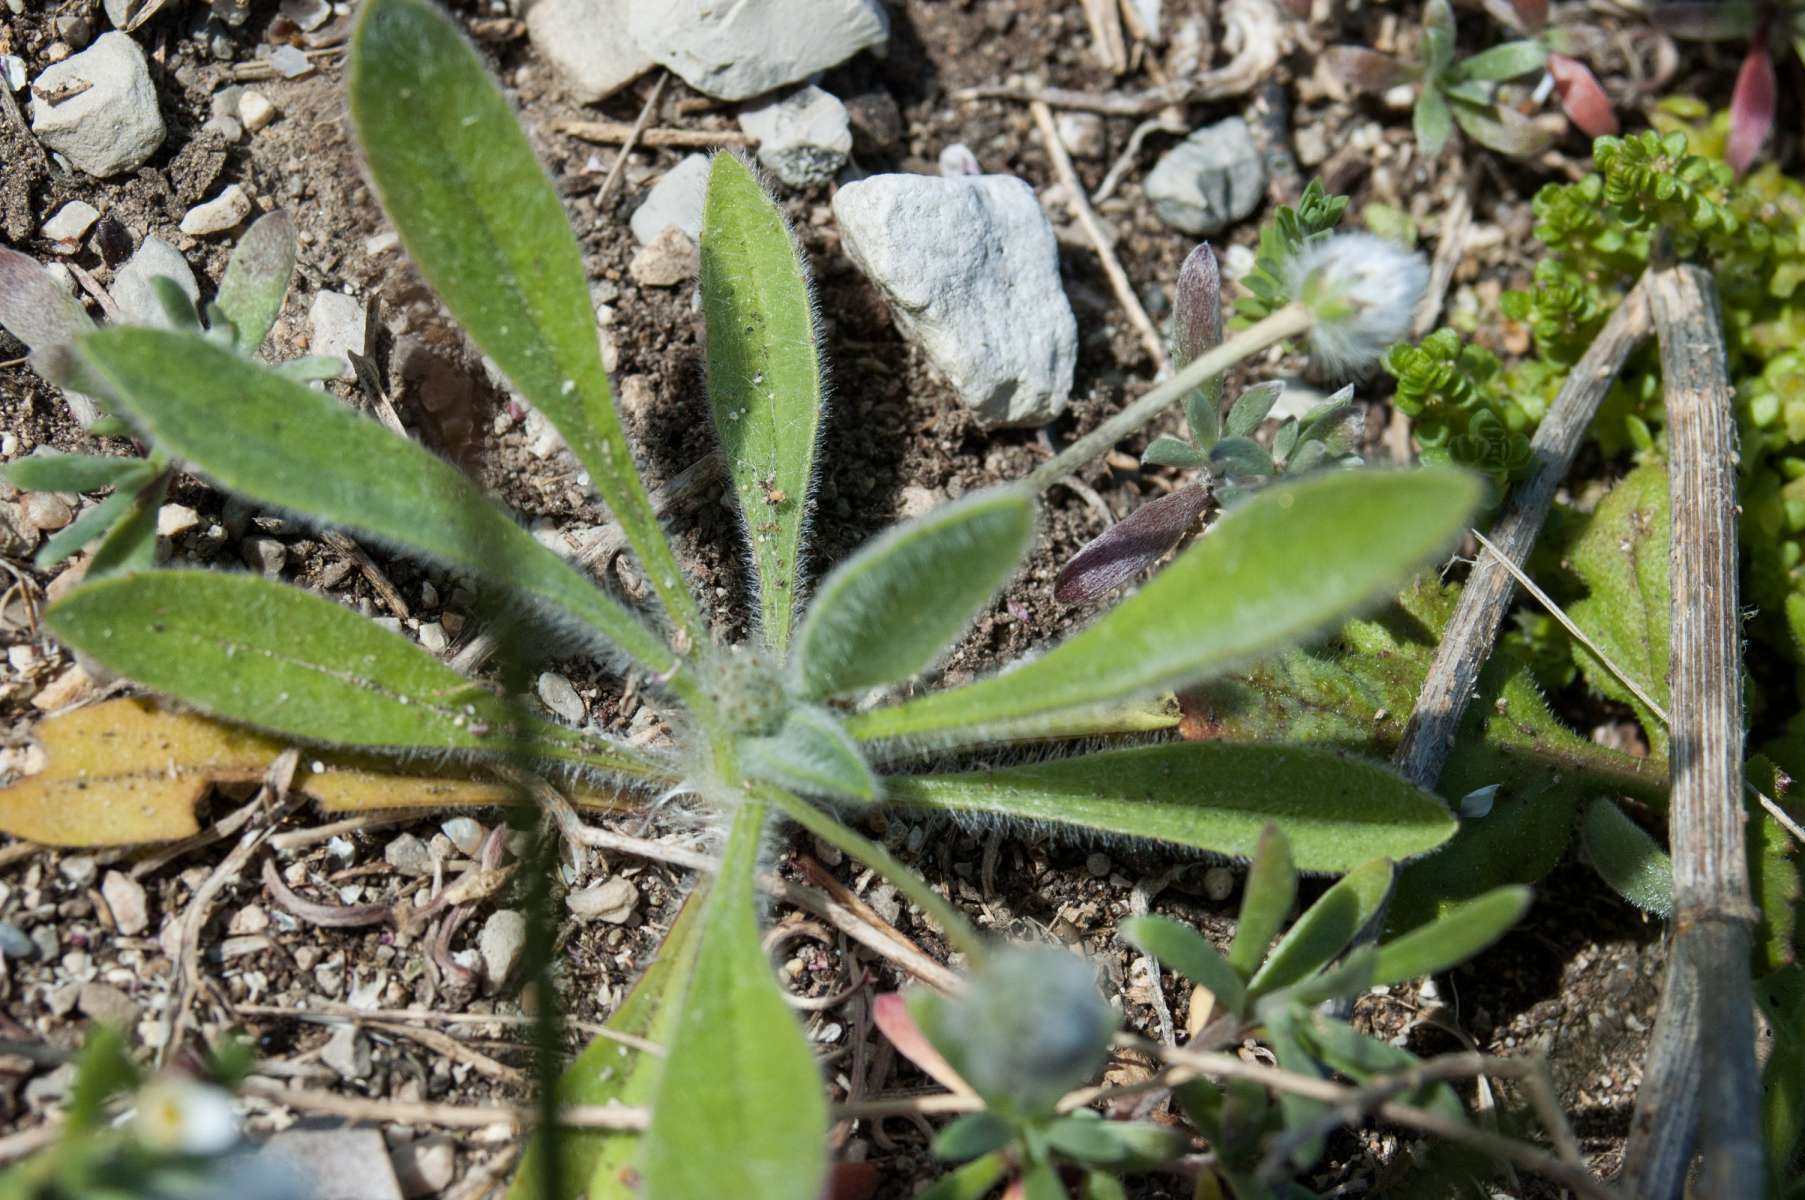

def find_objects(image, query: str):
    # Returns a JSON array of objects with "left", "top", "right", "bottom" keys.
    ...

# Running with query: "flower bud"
[
  {"left": 1287, "top": 233, "right": 1428, "bottom": 374},
  {"left": 133, "top": 1077, "right": 241, "bottom": 1157}
]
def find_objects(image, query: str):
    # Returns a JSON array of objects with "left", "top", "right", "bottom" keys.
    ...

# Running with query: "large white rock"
[
  {"left": 629, "top": 0, "right": 887, "bottom": 102},
  {"left": 110, "top": 237, "right": 199, "bottom": 329},
  {"left": 628, "top": 154, "right": 710, "bottom": 246},
  {"left": 29, "top": 32, "right": 165, "bottom": 178},
  {"left": 524, "top": 0, "right": 651, "bottom": 103},
  {"left": 739, "top": 85, "right": 851, "bottom": 189},
  {"left": 1144, "top": 116, "right": 1266, "bottom": 236},
  {"left": 833, "top": 174, "right": 1077, "bottom": 428}
]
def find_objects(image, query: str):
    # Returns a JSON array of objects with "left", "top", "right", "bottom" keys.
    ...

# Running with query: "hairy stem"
[
  {"left": 760, "top": 785, "right": 989, "bottom": 963},
  {"left": 1025, "top": 304, "right": 1312, "bottom": 492}
]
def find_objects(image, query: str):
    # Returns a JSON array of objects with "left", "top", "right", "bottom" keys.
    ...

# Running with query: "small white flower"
[
  {"left": 133, "top": 1077, "right": 241, "bottom": 1157},
  {"left": 1287, "top": 233, "right": 1429, "bottom": 374}
]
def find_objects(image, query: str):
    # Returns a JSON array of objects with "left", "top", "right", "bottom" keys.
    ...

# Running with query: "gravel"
[
  {"left": 833, "top": 173, "right": 1077, "bottom": 427},
  {"left": 536, "top": 671, "right": 585, "bottom": 723},
  {"left": 28, "top": 32, "right": 165, "bottom": 177},
  {"left": 738, "top": 85, "right": 853, "bottom": 189},
  {"left": 100, "top": 870, "right": 148, "bottom": 935},
  {"left": 567, "top": 876, "right": 639, "bottom": 924}
]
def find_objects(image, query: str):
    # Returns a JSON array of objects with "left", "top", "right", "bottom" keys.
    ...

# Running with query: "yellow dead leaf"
[{"left": 1, "top": 699, "right": 633, "bottom": 847}]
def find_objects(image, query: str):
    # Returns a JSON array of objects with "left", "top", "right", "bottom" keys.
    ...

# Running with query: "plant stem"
[
  {"left": 1622, "top": 262, "right": 1763, "bottom": 1200},
  {"left": 1025, "top": 304, "right": 1312, "bottom": 492},
  {"left": 760, "top": 785, "right": 990, "bottom": 964}
]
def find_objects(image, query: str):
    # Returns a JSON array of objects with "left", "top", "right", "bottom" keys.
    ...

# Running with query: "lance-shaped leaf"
[
  {"left": 1727, "top": 42, "right": 1777, "bottom": 176},
  {"left": 1449, "top": 100, "right": 1556, "bottom": 158},
  {"left": 1455, "top": 39, "right": 1547, "bottom": 82},
  {"left": 214, "top": 210, "right": 296, "bottom": 353},
  {"left": 640, "top": 801, "right": 825, "bottom": 1200},
  {"left": 1371, "top": 885, "right": 1531, "bottom": 987},
  {"left": 1582, "top": 798, "right": 1673, "bottom": 917},
  {"left": 1054, "top": 484, "right": 1209, "bottom": 605},
  {"left": 887, "top": 743, "right": 1456, "bottom": 873},
  {"left": 741, "top": 706, "right": 879, "bottom": 803},
  {"left": 1249, "top": 856, "right": 1393, "bottom": 996},
  {"left": 84, "top": 469, "right": 169, "bottom": 580},
  {"left": 1229, "top": 825, "right": 1296, "bottom": 975},
  {"left": 702, "top": 153, "right": 824, "bottom": 654},
  {"left": 510, "top": 888, "right": 708, "bottom": 1200},
  {"left": 1120, "top": 915, "right": 1246, "bottom": 1017},
  {"left": 1414, "top": 88, "right": 1453, "bottom": 158},
  {"left": 1224, "top": 381, "right": 1284, "bottom": 438},
  {"left": 1, "top": 453, "right": 147, "bottom": 493},
  {"left": 75, "top": 327, "right": 674, "bottom": 676},
  {"left": 347, "top": 0, "right": 703, "bottom": 644},
  {"left": 848, "top": 468, "right": 1479, "bottom": 745},
  {"left": 0, "top": 246, "right": 101, "bottom": 425},
  {"left": 1209, "top": 436, "right": 1275, "bottom": 481},
  {"left": 46, "top": 570, "right": 665, "bottom": 770},
  {"left": 1174, "top": 244, "right": 1223, "bottom": 447},
  {"left": 790, "top": 487, "right": 1034, "bottom": 698},
  {"left": 1141, "top": 436, "right": 1207, "bottom": 469},
  {"left": 1547, "top": 52, "right": 1618, "bottom": 138}
]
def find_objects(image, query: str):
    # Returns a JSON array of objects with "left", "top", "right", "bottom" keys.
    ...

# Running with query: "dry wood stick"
[
  {"left": 559, "top": 119, "right": 755, "bottom": 149},
  {"left": 1621, "top": 263, "right": 1764, "bottom": 1200}
]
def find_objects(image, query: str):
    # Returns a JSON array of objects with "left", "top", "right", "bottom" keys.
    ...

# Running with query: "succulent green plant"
[{"left": 0, "top": 2, "right": 1498, "bottom": 1195}]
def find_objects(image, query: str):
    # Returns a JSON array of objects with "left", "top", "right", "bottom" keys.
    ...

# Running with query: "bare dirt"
[{"left": 0, "top": 0, "right": 1735, "bottom": 1196}]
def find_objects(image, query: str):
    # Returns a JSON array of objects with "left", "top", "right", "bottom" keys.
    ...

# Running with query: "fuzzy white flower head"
[
  {"left": 1286, "top": 232, "right": 1429, "bottom": 374},
  {"left": 133, "top": 1076, "right": 241, "bottom": 1157}
]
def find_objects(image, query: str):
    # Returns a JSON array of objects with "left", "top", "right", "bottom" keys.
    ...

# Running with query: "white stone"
[
  {"left": 41, "top": 201, "right": 99, "bottom": 248},
  {"left": 478, "top": 910, "right": 526, "bottom": 989},
  {"left": 1144, "top": 116, "right": 1266, "bottom": 237},
  {"left": 384, "top": 833, "right": 432, "bottom": 877},
  {"left": 238, "top": 90, "right": 276, "bottom": 131},
  {"left": 306, "top": 290, "right": 367, "bottom": 381},
  {"left": 3, "top": 55, "right": 26, "bottom": 93},
  {"left": 111, "top": 237, "right": 199, "bottom": 329},
  {"left": 100, "top": 870, "right": 148, "bottom": 935},
  {"left": 389, "top": 1134, "right": 456, "bottom": 1199},
  {"left": 525, "top": 0, "right": 650, "bottom": 103},
  {"left": 833, "top": 174, "right": 1077, "bottom": 427},
  {"left": 567, "top": 876, "right": 639, "bottom": 924},
  {"left": 241, "top": 536, "right": 286, "bottom": 575},
  {"left": 627, "top": 227, "right": 697, "bottom": 288},
  {"left": 628, "top": 154, "right": 710, "bottom": 246},
  {"left": 320, "top": 1024, "right": 372, "bottom": 1081},
  {"left": 536, "top": 671, "right": 585, "bottom": 723},
  {"left": 416, "top": 621, "right": 449, "bottom": 654},
  {"left": 29, "top": 33, "right": 165, "bottom": 177},
  {"left": 440, "top": 817, "right": 486, "bottom": 857},
  {"left": 1055, "top": 111, "right": 1106, "bottom": 160},
  {"left": 179, "top": 183, "right": 252, "bottom": 236},
  {"left": 629, "top": 0, "right": 887, "bottom": 101},
  {"left": 269, "top": 45, "right": 312, "bottom": 79},
  {"left": 937, "top": 143, "right": 980, "bottom": 177},
  {"left": 738, "top": 85, "right": 852, "bottom": 189},
  {"left": 156, "top": 503, "right": 200, "bottom": 537}
]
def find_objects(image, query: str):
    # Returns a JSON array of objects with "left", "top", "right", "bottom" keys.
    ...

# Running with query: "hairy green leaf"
[
  {"left": 1581, "top": 798, "right": 1673, "bottom": 917},
  {"left": 641, "top": 801, "right": 826, "bottom": 1200},
  {"left": 1456, "top": 39, "right": 1548, "bottom": 82},
  {"left": 1371, "top": 885, "right": 1531, "bottom": 986},
  {"left": 47, "top": 570, "right": 662, "bottom": 779},
  {"left": 347, "top": 0, "right": 703, "bottom": 644},
  {"left": 215, "top": 210, "right": 296, "bottom": 353},
  {"left": 1568, "top": 463, "right": 1670, "bottom": 755},
  {"left": 887, "top": 743, "right": 1456, "bottom": 872},
  {"left": 1450, "top": 100, "right": 1556, "bottom": 157},
  {"left": 741, "top": 706, "right": 878, "bottom": 803},
  {"left": 33, "top": 486, "right": 142, "bottom": 569},
  {"left": 1042, "top": 1116, "right": 1188, "bottom": 1169},
  {"left": 75, "top": 327, "right": 674, "bottom": 677},
  {"left": 83, "top": 469, "right": 169, "bottom": 580},
  {"left": 1120, "top": 915, "right": 1245, "bottom": 1016},
  {"left": 702, "top": 153, "right": 824, "bottom": 653},
  {"left": 931, "top": 1113, "right": 1014, "bottom": 1163},
  {"left": 849, "top": 469, "right": 1480, "bottom": 744},
  {"left": 1230, "top": 825, "right": 1296, "bottom": 975},
  {"left": 1142, "top": 435, "right": 1208, "bottom": 469},
  {"left": 1, "top": 453, "right": 148, "bottom": 493},
  {"left": 510, "top": 889, "right": 708, "bottom": 1200},
  {"left": 1415, "top": 88, "right": 1453, "bottom": 158},
  {"left": 1225, "top": 381, "right": 1284, "bottom": 438},
  {"left": 1249, "top": 857, "right": 1393, "bottom": 997},
  {"left": 791, "top": 487, "right": 1035, "bottom": 698}
]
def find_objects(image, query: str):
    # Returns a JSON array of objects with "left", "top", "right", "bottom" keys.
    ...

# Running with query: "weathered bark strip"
[
  {"left": 1622, "top": 264, "right": 1764, "bottom": 1200},
  {"left": 1391, "top": 277, "right": 1652, "bottom": 788}
]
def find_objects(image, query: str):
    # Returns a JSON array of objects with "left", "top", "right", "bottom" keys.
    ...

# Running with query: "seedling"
[{"left": 0, "top": 1, "right": 1495, "bottom": 1195}]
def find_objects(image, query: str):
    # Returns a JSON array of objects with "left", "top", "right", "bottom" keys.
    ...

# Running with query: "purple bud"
[
  {"left": 1173, "top": 243, "right": 1221, "bottom": 371},
  {"left": 1054, "top": 484, "right": 1211, "bottom": 604}
]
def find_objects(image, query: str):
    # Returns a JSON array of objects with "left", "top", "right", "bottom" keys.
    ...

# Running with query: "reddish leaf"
[
  {"left": 1547, "top": 53, "right": 1619, "bottom": 138},
  {"left": 1322, "top": 46, "right": 1409, "bottom": 94},
  {"left": 872, "top": 993, "right": 974, "bottom": 1096},
  {"left": 1173, "top": 244, "right": 1221, "bottom": 370},
  {"left": 1728, "top": 43, "right": 1777, "bottom": 176},
  {"left": 1054, "top": 485, "right": 1211, "bottom": 605},
  {"left": 822, "top": 1162, "right": 879, "bottom": 1200}
]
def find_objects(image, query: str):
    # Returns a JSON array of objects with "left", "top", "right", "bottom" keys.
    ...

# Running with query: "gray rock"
[
  {"left": 525, "top": 0, "right": 650, "bottom": 103},
  {"left": 101, "top": 870, "right": 149, "bottom": 935},
  {"left": 628, "top": 154, "right": 710, "bottom": 246},
  {"left": 478, "top": 909, "right": 527, "bottom": 989},
  {"left": 629, "top": 0, "right": 887, "bottom": 101},
  {"left": 21, "top": 492, "right": 72, "bottom": 531},
  {"left": 241, "top": 536, "right": 287, "bottom": 575},
  {"left": 41, "top": 200, "right": 99, "bottom": 248},
  {"left": 78, "top": 980, "right": 139, "bottom": 1029},
  {"left": 567, "top": 876, "right": 638, "bottom": 924},
  {"left": 536, "top": 671, "right": 585, "bottom": 723},
  {"left": 179, "top": 183, "right": 252, "bottom": 236},
  {"left": 111, "top": 236, "right": 200, "bottom": 329},
  {"left": 739, "top": 85, "right": 852, "bottom": 188},
  {"left": 103, "top": 0, "right": 152, "bottom": 24},
  {"left": 1144, "top": 116, "right": 1265, "bottom": 236},
  {"left": 833, "top": 174, "right": 1077, "bottom": 427},
  {"left": 389, "top": 1134, "right": 456, "bottom": 1199},
  {"left": 260, "top": 1128, "right": 404, "bottom": 1200},
  {"left": 59, "top": 854, "right": 98, "bottom": 885},
  {"left": 0, "top": 502, "right": 34, "bottom": 557},
  {"left": 440, "top": 816, "right": 486, "bottom": 857},
  {"left": 1056, "top": 111, "right": 1106, "bottom": 160},
  {"left": 937, "top": 143, "right": 981, "bottom": 177},
  {"left": 3, "top": 55, "right": 26, "bottom": 93},
  {"left": 202, "top": 113, "right": 244, "bottom": 143},
  {"left": 627, "top": 226, "right": 697, "bottom": 288},
  {"left": 416, "top": 621, "right": 449, "bottom": 654},
  {"left": 384, "top": 833, "right": 433, "bottom": 877},
  {"left": 320, "top": 1024, "right": 371, "bottom": 1081},
  {"left": 29, "top": 33, "right": 165, "bottom": 178},
  {"left": 0, "top": 922, "right": 35, "bottom": 959},
  {"left": 306, "top": 290, "right": 367, "bottom": 381}
]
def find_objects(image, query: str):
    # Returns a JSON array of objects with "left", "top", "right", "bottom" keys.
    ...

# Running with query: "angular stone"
[
  {"left": 525, "top": 0, "right": 651, "bottom": 103},
  {"left": 179, "top": 183, "right": 253, "bottom": 236},
  {"left": 306, "top": 289, "right": 367, "bottom": 381},
  {"left": 101, "top": 870, "right": 149, "bottom": 935},
  {"left": 739, "top": 85, "right": 852, "bottom": 189},
  {"left": 29, "top": 33, "right": 165, "bottom": 177},
  {"left": 627, "top": 226, "right": 697, "bottom": 288},
  {"left": 629, "top": 0, "right": 887, "bottom": 101},
  {"left": 567, "top": 876, "right": 639, "bottom": 924},
  {"left": 111, "top": 236, "right": 199, "bottom": 329},
  {"left": 1144, "top": 116, "right": 1266, "bottom": 236},
  {"left": 41, "top": 200, "right": 99, "bottom": 249},
  {"left": 628, "top": 154, "right": 710, "bottom": 246},
  {"left": 833, "top": 174, "right": 1077, "bottom": 427}
]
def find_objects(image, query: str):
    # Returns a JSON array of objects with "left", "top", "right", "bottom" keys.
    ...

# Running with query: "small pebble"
[
  {"left": 241, "top": 536, "right": 287, "bottom": 575},
  {"left": 1055, "top": 111, "right": 1106, "bottom": 159},
  {"left": 384, "top": 833, "right": 433, "bottom": 877},
  {"left": 478, "top": 910, "right": 527, "bottom": 989},
  {"left": 441, "top": 817, "right": 486, "bottom": 857},
  {"left": 1085, "top": 852, "right": 1111, "bottom": 878},
  {"left": 100, "top": 870, "right": 148, "bottom": 935},
  {"left": 78, "top": 981, "right": 138, "bottom": 1028},
  {"left": 811, "top": 835, "right": 843, "bottom": 868},
  {"left": 627, "top": 227, "right": 697, "bottom": 288},
  {"left": 1203, "top": 866, "right": 1236, "bottom": 901},
  {"left": 180, "top": 184, "right": 253, "bottom": 236},
  {"left": 157, "top": 503, "right": 201, "bottom": 537},
  {"left": 536, "top": 671, "right": 585, "bottom": 723},
  {"left": 239, "top": 90, "right": 277, "bottom": 131},
  {"left": 0, "top": 922, "right": 35, "bottom": 959},
  {"left": 320, "top": 1024, "right": 372, "bottom": 1081},
  {"left": 417, "top": 621, "right": 449, "bottom": 654},
  {"left": 566, "top": 876, "right": 639, "bottom": 924},
  {"left": 58, "top": 855, "right": 98, "bottom": 886},
  {"left": 41, "top": 200, "right": 100, "bottom": 250},
  {"left": 21, "top": 492, "right": 73, "bottom": 532},
  {"left": 269, "top": 44, "right": 313, "bottom": 79},
  {"left": 390, "top": 1134, "right": 456, "bottom": 1198}
]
